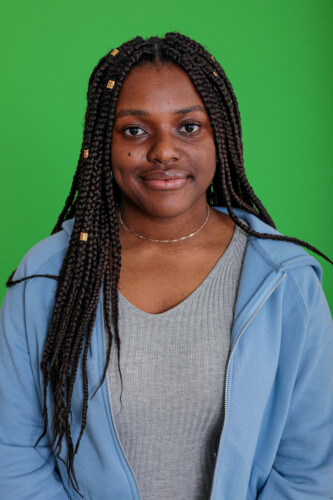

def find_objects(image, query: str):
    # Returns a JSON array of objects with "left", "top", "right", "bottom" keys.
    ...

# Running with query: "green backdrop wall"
[{"left": 1, "top": 0, "right": 332, "bottom": 310}]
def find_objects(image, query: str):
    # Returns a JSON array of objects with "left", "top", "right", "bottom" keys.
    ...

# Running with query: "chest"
[{"left": 115, "top": 247, "right": 227, "bottom": 314}]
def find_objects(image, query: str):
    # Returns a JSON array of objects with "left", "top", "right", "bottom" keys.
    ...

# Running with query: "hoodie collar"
[{"left": 214, "top": 206, "right": 322, "bottom": 280}]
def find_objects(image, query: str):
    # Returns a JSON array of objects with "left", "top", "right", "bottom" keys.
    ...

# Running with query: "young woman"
[{"left": 0, "top": 32, "right": 332, "bottom": 500}]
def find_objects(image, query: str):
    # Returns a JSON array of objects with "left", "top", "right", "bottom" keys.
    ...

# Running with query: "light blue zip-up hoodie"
[{"left": 0, "top": 206, "right": 332, "bottom": 500}]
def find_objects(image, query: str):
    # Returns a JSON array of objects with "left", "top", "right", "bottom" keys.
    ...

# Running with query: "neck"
[{"left": 118, "top": 197, "right": 213, "bottom": 248}]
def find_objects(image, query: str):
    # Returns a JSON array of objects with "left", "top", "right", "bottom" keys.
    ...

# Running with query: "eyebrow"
[{"left": 115, "top": 105, "right": 207, "bottom": 121}]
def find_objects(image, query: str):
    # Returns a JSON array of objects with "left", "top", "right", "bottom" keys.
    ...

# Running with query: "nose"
[{"left": 146, "top": 130, "right": 181, "bottom": 164}]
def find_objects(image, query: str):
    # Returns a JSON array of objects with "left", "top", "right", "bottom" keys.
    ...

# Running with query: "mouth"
[
  {"left": 139, "top": 176, "right": 191, "bottom": 190},
  {"left": 139, "top": 169, "right": 191, "bottom": 190}
]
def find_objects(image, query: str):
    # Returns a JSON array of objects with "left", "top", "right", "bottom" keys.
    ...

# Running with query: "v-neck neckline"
[{"left": 117, "top": 222, "right": 245, "bottom": 318}]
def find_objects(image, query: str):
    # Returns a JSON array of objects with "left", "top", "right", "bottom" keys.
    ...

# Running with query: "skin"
[{"left": 110, "top": 62, "right": 235, "bottom": 313}]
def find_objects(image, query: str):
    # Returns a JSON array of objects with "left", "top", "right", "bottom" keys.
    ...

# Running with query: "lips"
[
  {"left": 140, "top": 170, "right": 189, "bottom": 180},
  {"left": 139, "top": 170, "right": 191, "bottom": 190}
]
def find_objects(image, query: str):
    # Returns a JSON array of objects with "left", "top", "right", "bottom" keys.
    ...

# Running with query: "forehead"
[{"left": 115, "top": 63, "right": 206, "bottom": 111}]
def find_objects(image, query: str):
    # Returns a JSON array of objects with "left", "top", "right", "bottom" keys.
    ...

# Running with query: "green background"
[{"left": 1, "top": 0, "right": 332, "bottom": 310}]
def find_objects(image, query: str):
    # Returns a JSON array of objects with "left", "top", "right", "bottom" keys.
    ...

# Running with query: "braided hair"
[{"left": 6, "top": 32, "right": 332, "bottom": 497}]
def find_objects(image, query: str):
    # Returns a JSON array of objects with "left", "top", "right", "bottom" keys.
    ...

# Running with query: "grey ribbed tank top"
[{"left": 102, "top": 218, "right": 249, "bottom": 499}]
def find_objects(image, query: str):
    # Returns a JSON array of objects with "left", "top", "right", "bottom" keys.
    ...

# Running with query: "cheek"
[
  {"left": 111, "top": 152, "right": 138, "bottom": 191},
  {"left": 194, "top": 142, "right": 216, "bottom": 176},
  {"left": 111, "top": 136, "right": 143, "bottom": 166},
  {"left": 111, "top": 135, "right": 124, "bottom": 164},
  {"left": 111, "top": 140, "right": 130, "bottom": 176}
]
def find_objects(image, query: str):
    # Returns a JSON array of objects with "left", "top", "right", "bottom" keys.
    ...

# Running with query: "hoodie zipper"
[
  {"left": 103, "top": 321, "right": 142, "bottom": 499},
  {"left": 208, "top": 272, "right": 286, "bottom": 500}
]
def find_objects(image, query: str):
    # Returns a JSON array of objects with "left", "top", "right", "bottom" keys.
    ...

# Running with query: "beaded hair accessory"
[{"left": 80, "top": 232, "right": 88, "bottom": 242}]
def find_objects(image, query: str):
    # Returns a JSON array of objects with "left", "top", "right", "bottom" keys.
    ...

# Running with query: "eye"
[
  {"left": 179, "top": 122, "right": 200, "bottom": 134},
  {"left": 123, "top": 126, "right": 146, "bottom": 137}
]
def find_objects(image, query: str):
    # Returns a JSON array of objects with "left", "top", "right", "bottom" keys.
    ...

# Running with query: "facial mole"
[{"left": 128, "top": 152, "right": 131, "bottom": 156}]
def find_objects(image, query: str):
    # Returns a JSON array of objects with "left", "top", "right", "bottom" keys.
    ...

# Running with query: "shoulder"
[
  {"left": 1, "top": 218, "right": 75, "bottom": 355},
  {"left": 213, "top": 207, "right": 331, "bottom": 321},
  {"left": 10, "top": 218, "right": 74, "bottom": 284},
  {"left": 214, "top": 206, "right": 324, "bottom": 276}
]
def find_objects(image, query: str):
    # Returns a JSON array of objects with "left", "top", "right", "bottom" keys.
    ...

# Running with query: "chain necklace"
[{"left": 118, "top": 204, "right": 211, "bottom": 243}]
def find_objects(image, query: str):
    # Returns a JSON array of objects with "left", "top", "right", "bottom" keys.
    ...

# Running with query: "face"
[{"left": 111, "top": 62, "right": 217, "bottom": 218}]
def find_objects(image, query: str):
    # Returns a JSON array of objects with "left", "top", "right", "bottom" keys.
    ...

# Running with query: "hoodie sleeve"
[
  {"left": 0, "top": 277, "right": 71, "bottom": 499},
  {"left": 258, "top": 270, "right": 333, "bottom": 499}
]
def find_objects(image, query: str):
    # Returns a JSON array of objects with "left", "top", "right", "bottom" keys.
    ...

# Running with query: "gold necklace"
[{"left": 118, "top": 204, "right": 211, "bottom": 243}]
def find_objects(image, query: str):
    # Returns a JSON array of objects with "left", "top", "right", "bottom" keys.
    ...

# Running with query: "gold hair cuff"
[
  {"left": 84, "top": 149, "right": 89, "bottom": 158},
  {"left": 110, "top": 49, "right": 119, "bottom": 56},
  {"left": 106, "top": 80, "right": 115, "bottom": 89},
  {"left": 80, "top": 232, "right": 88, "bottom": 242},
  {"left": 211, "top": 55, "right": 215, "bottom": 61},
  {"left": 213, "top": 71, "right": 218, "bottom": 77}
]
